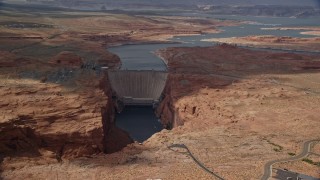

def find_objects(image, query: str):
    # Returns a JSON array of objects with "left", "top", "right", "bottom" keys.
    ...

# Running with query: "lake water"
[
  {"left": 109, "top": 14, "right": 319, "bottom": 142},
  {"left": 109, "top": 15, "right": 319, "bottom": 70}
]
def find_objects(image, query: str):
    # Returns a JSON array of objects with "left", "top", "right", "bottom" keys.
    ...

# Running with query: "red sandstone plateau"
[
  {"left": 0, "top": 8, "right": 242, "bottom": 179},
  {"left": 2, "top": 42, "right": 320, "bottom": 179}
]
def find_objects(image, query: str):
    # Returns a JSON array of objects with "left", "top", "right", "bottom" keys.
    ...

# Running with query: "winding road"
[
  {"left": 169, "top": 140, "right": 319, "bottom": 180},
  {"left": 168, "top": 144, "right": 224, "bottom": 180},
  {"left": 261, "top": 139, "right": 320, "bottom": 180}
]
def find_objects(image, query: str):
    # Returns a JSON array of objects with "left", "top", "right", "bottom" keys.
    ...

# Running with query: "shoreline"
[{"left": 202, "top": 36, "right": 320, "bottom": 55}]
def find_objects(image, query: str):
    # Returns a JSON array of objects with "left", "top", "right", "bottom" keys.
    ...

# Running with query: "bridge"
[{"left": 107, "top": 70, "right": 168, "bottom": 106}]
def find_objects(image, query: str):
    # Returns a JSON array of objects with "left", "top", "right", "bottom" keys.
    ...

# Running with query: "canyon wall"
[
  {"left": 99, "top": 74, "right": 133, "bottom": 154},
  {"left": 156, "top": 74, "right": 184, "bottom": 129},
  {"left": 0, "top": 81, "right": 107, "bottom": 160},
  {"left": 0, "top": 48, "right": 129, "bottom": 162}
]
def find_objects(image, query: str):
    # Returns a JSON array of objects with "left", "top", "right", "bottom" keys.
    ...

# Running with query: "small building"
[{"left": 274, "top": 168, "right": 320, "bottom": 180}]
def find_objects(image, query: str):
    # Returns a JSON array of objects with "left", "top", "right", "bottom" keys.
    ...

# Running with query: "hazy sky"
[{"left": 1, "top": 0, "right": 320, "bottom": 7}]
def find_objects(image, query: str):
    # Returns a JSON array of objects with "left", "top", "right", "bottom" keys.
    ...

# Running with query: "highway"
[{"left": 261, "top": 139, "right": 320, "bottom": 180}]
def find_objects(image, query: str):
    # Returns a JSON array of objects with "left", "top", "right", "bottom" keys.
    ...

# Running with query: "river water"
[
  {"left": 115, "top": 106, "right": 163, "bottom": 142},
  {"left": 111, "top": 14, "right": 319, "bottom": 142}
]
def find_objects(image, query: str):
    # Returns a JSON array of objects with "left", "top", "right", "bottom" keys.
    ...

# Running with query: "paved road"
[
  {"left": 168, "top": 144, "right": 224, "bottom": 180},
  {"left": 261, "top": 139, "right": 320, "bottom": 180}
]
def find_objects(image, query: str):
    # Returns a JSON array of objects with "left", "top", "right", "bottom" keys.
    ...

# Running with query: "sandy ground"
[
  {"left": 155, "top": 45, "right": 320, "bottom": 179},
  {"left": 301, "top": 31, "right": 320, "bottom": 36},
  {"left": 203, "top": 35, "right": 320, "bottom": 52},
  {"left": 261, "top": 27, "right": 320, "bottom": 36}
]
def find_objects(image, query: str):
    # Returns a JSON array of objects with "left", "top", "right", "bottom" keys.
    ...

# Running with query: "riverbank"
[{"left": 261, "top": 27, "right": 320, "bottom": 36}]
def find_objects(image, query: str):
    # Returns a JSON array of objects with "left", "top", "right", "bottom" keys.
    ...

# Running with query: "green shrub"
[
  {"left": 288, "top": 152, "right": 296, "bottom": 156},
  {"left": 302, "top": 158, "right": 320, "bottom": 167}
]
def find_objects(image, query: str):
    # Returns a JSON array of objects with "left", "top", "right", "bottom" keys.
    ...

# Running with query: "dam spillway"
[{"left": 107, "top": 70, "right": 168, "bottom": 106}]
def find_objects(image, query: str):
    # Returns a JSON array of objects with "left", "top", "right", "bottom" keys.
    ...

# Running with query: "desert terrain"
[
  {"left": 1, "top": 3, "right": 320, "bottom": 180},
  {"left": 203, "top": 25, "right": 320, "bottom": 54},
  {"left": 261, "top": 27, "right": 320, "bottom": 36},
  {"left": 155, "top": 44, "right": 320, "bottom": 179},
  {"left": 203, "top": 35, "right": 320, "bottom": 52}
]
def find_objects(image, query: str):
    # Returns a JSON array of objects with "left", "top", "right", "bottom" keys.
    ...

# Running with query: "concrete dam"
[{"left": 107, "top": 70, "right": 168, "bottom": 106}]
